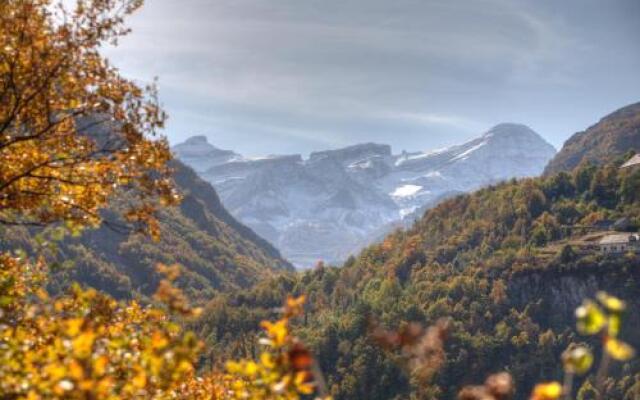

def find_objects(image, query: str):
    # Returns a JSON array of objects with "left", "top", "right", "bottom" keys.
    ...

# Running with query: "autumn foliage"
[
  {"left": 0, "top": 1, "right": 328, "bottom": 399},
  {"left": 0, "top": 0, "right": 178, "bottom": 236},
  {"left": 0, "top": 253, "right": 327, "bottom": 399},
  {"left": 0, "top": 255, "right": 200, "bottom": 398},
  {"left": 185, "top": 295, "right": 331, "bottom": 399},
  {"left": 0, "top": 1, "right": 638, "bottom": 400}
]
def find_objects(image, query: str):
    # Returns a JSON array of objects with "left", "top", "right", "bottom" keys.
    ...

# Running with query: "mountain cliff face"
[
  {"left": 174, "top": 124, "right": 556, "bottom": 267},
  {"left": 544, "top": 102, "right": 640, "bottom": 175}
]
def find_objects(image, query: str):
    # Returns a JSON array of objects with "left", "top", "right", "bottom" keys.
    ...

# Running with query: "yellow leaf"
[
  {"left": 176, "top": 360, "right": 193, "bottom": 374},
  {"left": 35, "top": 288, "right": 49, "bottom": 301},
  {"left": 96, "top": 377, "right": 114, "bottom": 395},
  {"left": 44, "top": 363, "right": 67, "bottom": 380},
  {"left": 285, "top": 295, "right": 306, "bottom": 316},
  {"left": 294, "top": 371, "right": 315, "bottom": 395},
  {"left": 260, "top": 319, "right": 288, "bottom": 347},
  {"left": 608, "top": 314, "right": 622, "bottom": 337},
  {"left": 72, "top": 330, "right": 95, "bottom": 359},
  {"left": 68, "top": 359, "right": 84, "bottom": 380},
  {"left": 65, "top": 318, "right": 84, "bottom": 337},
  {"left": 93, "top": 355, "right": 108, "bottom": 376},
  {"left": 562, "top": 346, "right": 593, "bottom": 375},
  {"left": 132, "top": 369, "right": 147, "bottom": 388},
  {"left": 575, "top": 301, "right": 606, "bottom": 335},
  {"left": 605, "top": 338, "right": 635, "bottom": 361},
  {"left": 530, "top": 381, "right": 562, "bottom": 400},
  {"left": 151, "top": 331, "right": 168, "bottom": 350},
  {"left": 244, "top": 361, "right": 258, "bottom": 377},
  {"left": 79, "top": 380, "right": 94, "bottom": 391},
  {"left": 260, "top": 352, "right": 275, "bottom": 369},
  {"left": 226, "top": 361, "right": 242, "bottom": 374},
  {"left": 596, "top": 291, "right": 626, "bottom": 313}
]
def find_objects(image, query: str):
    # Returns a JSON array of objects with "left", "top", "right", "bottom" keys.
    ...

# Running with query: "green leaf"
[{"left": 596, "top": 291, "right": 626, "bottom": 313}]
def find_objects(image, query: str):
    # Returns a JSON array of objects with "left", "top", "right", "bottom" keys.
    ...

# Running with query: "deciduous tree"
[{"left": 0, "top": 0, "right": 178, "bottom": 237}]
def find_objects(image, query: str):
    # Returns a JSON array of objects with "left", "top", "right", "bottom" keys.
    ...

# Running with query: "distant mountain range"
[{"left": 174, "top": 123, "right": 556, "bottom": 267}]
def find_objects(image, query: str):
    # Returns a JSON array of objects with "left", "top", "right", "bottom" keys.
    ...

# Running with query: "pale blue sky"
[{"left": 98, "top": 0, "right": 640, "bottom": 156}]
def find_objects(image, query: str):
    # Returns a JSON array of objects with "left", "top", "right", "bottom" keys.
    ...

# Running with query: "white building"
[
  {"left": 599, "top": 234, "right": 640, "bottom": 254},
  {"left": 621, "top": 154, "right": 640, "bottom": 169}
]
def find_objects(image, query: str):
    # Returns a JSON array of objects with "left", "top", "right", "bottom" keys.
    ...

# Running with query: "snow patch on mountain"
[
  {"left": 391, "top": 184, "right": 423, "bottom": 198},
  {"left": 452, "top": 141, "right": 486, "bottom": 161}
]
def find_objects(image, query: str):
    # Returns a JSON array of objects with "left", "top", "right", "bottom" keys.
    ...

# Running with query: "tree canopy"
[{"left": 0, "top": 0, "right": 177, "bottom": 237}]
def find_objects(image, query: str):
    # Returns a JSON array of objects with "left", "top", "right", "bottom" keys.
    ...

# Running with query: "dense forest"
[{"left": 193, "top": 156, "right": 640, "bottom": 399}]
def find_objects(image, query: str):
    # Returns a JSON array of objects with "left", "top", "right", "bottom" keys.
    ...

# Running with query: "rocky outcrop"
[
  {"left": 172, "top": 136, "right": 243, "bottom": 172},
  {"left": 507, "top": 257, "right": 640, "bottom": 338}
]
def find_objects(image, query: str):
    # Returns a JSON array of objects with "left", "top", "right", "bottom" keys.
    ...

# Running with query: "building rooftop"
[
  {"left": 621, "top": 154, "right": 640, "bottom": 169},
  {"left": 599, "top": 234, "right": 638, "bottom": 245}
]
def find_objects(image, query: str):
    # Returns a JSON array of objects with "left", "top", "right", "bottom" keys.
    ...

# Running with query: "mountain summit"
[
  {"left": 172, "top": 135, "right": 243, "bottom": 172},
  {"left": 174, "top": 125, "right": 555, "bottom": 267}
]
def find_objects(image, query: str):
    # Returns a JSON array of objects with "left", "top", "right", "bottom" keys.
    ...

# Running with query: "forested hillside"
[
  {"left": 193, "top": 156, "right": 640, "bottom": 399},
  {"left": 0, "top": 160, "right": 292, "bottom": 302},
  {"left": 544, "top": 102, "right": 640, "bottom": 175}
]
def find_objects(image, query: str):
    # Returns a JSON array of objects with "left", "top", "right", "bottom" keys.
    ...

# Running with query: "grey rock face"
[
  {"left": 173, "top": 125, "right": 556, "bottom": 268},
  {"left": 172, "top": 136, "right": 243, "bottom": 172}
]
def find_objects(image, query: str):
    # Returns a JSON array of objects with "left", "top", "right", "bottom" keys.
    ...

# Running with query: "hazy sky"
[{"left": 99, "top": 0, "right": 640, "bottom": 156}]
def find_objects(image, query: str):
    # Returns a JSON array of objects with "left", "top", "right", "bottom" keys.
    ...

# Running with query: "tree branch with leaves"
[{"left": 0, "top": 0, "right": 178, "bottom": 237}]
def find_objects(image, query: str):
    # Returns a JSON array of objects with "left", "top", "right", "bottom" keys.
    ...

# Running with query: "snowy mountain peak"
[
  {"left": 183, "top": 135, "right": 210, "bottom": 144},
  {"left": 484, "top": 122, "right": 534, "bottom": 137},
  {"left": 482, "top": 123, "right": 555, "bottom": 149},
  {"left": 478, "top": 124, "right": 557, "bottom": 162},
  {"left": 173, "top": 124, "right": 556, "bottom": 268},
  {"left": 172, "top": 135, "right": 243, "bottom": 172}
]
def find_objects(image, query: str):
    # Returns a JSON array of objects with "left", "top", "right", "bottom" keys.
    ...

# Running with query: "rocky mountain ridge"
[
  {"left": 544, "top": 101, "right": 640, "bottom": 175},
  {"left": 174, "top": 123, "right": 556, "bottom": 267}
]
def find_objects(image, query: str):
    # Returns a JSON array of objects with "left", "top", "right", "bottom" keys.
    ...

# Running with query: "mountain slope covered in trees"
[
  {"left": 193, "top": 152, "right": 640, "bottom": 398},
  {"left": 544, "top": 102, "right": 640, "bottom": 175},
  {"left": 1, "top": 161, "right": 292, "bottom": 301}
]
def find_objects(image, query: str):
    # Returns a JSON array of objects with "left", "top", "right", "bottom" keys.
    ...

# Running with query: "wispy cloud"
[
  {"left": 98, "top": 0, "right": 640, "bottom": 154},
  {"left": 386, "top": 112, "right": 483, "bottom": 132}
]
